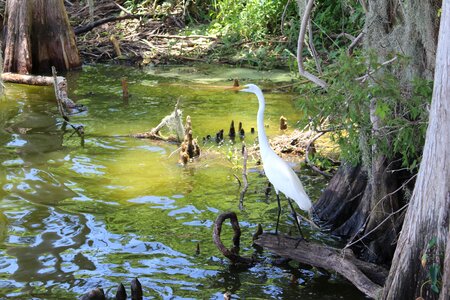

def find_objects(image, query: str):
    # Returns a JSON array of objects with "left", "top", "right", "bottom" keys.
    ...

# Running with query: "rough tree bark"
[
  {"left": 314, "top": 0, "right": 441, "bottom": 265},
  {"left": 3, "top": 0, "right": 81, "bottom": 74},
  {"left": 382, "top": 1, "right": 450, "bottom": 298}
]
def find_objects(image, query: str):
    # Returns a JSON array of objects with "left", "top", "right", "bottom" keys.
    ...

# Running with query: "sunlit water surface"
[{"left": 0, "top": 64, "right": 364, "bottom": 299}]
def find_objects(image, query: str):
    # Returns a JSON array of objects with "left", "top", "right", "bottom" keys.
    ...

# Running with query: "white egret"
[{"left": 237, "top": 84, "right": 312, "bottom": 237}]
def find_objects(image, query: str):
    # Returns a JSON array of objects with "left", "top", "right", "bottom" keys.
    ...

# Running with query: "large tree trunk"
[
  {"left": 382, "top": 1, "right": 450, "bottom": 298},
  {"left": 3, "top": 0, "right": 81, "bottom": 74},
  {"left": 2, "top": 0, "right": 32, "bottom": 74}
]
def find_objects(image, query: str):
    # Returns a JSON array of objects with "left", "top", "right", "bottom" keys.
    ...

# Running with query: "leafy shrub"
[{"left": 298, "top": 50, "right": 432, "bottom": 170}]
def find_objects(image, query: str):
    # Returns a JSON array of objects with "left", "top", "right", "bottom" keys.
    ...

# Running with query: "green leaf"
[
  {"left": 428, "top": 237, "right": 437, "bottom": 248},
  {"left": 375, "top": 102, "right": 390, "bottom": 120},
  {"left": 429, "top": 263, "right": 440, "bottom": 292}
]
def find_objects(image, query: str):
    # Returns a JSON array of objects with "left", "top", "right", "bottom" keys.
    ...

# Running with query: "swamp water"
[{"left": 0, "top": 64, "right": 364, "bottom": 299}]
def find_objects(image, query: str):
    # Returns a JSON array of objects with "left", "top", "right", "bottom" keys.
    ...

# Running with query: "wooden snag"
[
  {"left": 133, "top": 100, "right": 183, "bottom": 142},
  {"left": 51, "top": 67, "right": 85, "bottom": 142},
  {"left": 179, "top": 116, "right": 201, "bottom": 164},
  {"left": 213, "top": 212, "right": 254, "bottom": 266},
  {"left": 280, "top": 116, "right": 288, "bottom": 130}
]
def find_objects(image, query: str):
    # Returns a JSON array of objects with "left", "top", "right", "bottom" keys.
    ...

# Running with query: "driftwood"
[
  {"left": 253, "top": 233, "right": 385, "bottom": 299},
  {"left": 212, "top": 212, "right": 254, "bottom": 266},
  {"left": 2, "top": 71, "right": 79, "bottom": 112},
  {"left": 133, "top": 99, "right": 183, "bottom": 142},
  {"left": 2, "top": 72, "right": 62, "bottom": 86}
]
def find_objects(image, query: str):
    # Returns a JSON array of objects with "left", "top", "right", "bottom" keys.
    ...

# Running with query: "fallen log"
[
  {"left": 253, "top": 233, "right": 384, "bottom": 299},
  {"left": 2, "top": 72, "right": 60, "bottom": 86},
  {"left": 2, "top": 71, "right": 82, "bottom": 113}
]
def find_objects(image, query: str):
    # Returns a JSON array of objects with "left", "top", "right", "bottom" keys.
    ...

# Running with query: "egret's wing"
[{"left": 263, "top": 154, "right": 312, "bottom": 211}]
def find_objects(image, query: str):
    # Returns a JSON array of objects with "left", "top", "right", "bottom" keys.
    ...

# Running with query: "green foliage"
[
  {"left": 314, "top": 0, "right": 365, "bottom": 43},
  {"left": 209, "top": 0, "right": 294, "bottom": 41},
  {"left": 420, "top": 237, "right": 442, "bottom": 295},
  {"left": 298, "top": 50, "right": 432, "bottom": 170}
]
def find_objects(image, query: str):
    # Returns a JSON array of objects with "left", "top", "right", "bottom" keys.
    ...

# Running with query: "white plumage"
[{"left": 240, "top": 84, "right": 312, "bottom": 234}]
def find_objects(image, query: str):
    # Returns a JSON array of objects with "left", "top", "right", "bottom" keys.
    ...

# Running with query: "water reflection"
[{"left": 2, "top": 207, "right": 89, "bottom": 298}]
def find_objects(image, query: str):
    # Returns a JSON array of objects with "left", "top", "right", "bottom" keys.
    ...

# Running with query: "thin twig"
[
  {"left": 355, "top": 56, "right": 398, "bottom": 82},
  {"left": 344, "top": 202, "right": 409, "bottom": 250},
  {"left": 307, "top": 18, "right": 322, "bottom": 75},
  {"left": 348, "top": 32, "right": 364, "bottom": 56},
  {"left": 239, "top": 145, "right": 249, "bottom": 210},
  {"left": 280, "top": 0, "right": 292, "bottom": 34}
]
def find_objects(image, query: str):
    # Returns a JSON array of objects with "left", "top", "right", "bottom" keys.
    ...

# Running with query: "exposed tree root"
[{"left": 253, "top": 233, "right": 384, "bottom": 299}]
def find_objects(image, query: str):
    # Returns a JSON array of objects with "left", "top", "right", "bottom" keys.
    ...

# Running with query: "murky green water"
[{"left": 0, "top": 64, "right": 363, "bottom": 299}]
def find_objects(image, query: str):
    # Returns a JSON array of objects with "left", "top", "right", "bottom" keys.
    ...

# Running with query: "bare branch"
[
  {"left": 355, "top": 56, "right": 398, "bottom": 82},
  {"left": 307, "top": 18, "right": 322, "bottom": 75},
  {"left": 297, "top": 0, "right": 327, "bottom": 89},
  {"left": 348, "top": 32, "right": 364, "bottom": 55}
]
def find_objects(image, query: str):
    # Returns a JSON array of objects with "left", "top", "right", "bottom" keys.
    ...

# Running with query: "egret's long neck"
[{"left": 255, "top": 90, "right": 271, "bottom": 157}]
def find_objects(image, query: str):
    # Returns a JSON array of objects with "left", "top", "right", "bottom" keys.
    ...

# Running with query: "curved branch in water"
[{"left": 213, "top": 212, "right": 254, "bottom": 266}]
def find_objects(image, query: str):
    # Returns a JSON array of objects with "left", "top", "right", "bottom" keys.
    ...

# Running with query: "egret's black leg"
[
  {"left": 287, "top": 198, "right": 305, "bottom": 240},
  {"left": 275, "top": 193, "right": 282, "bottom": 235}
]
